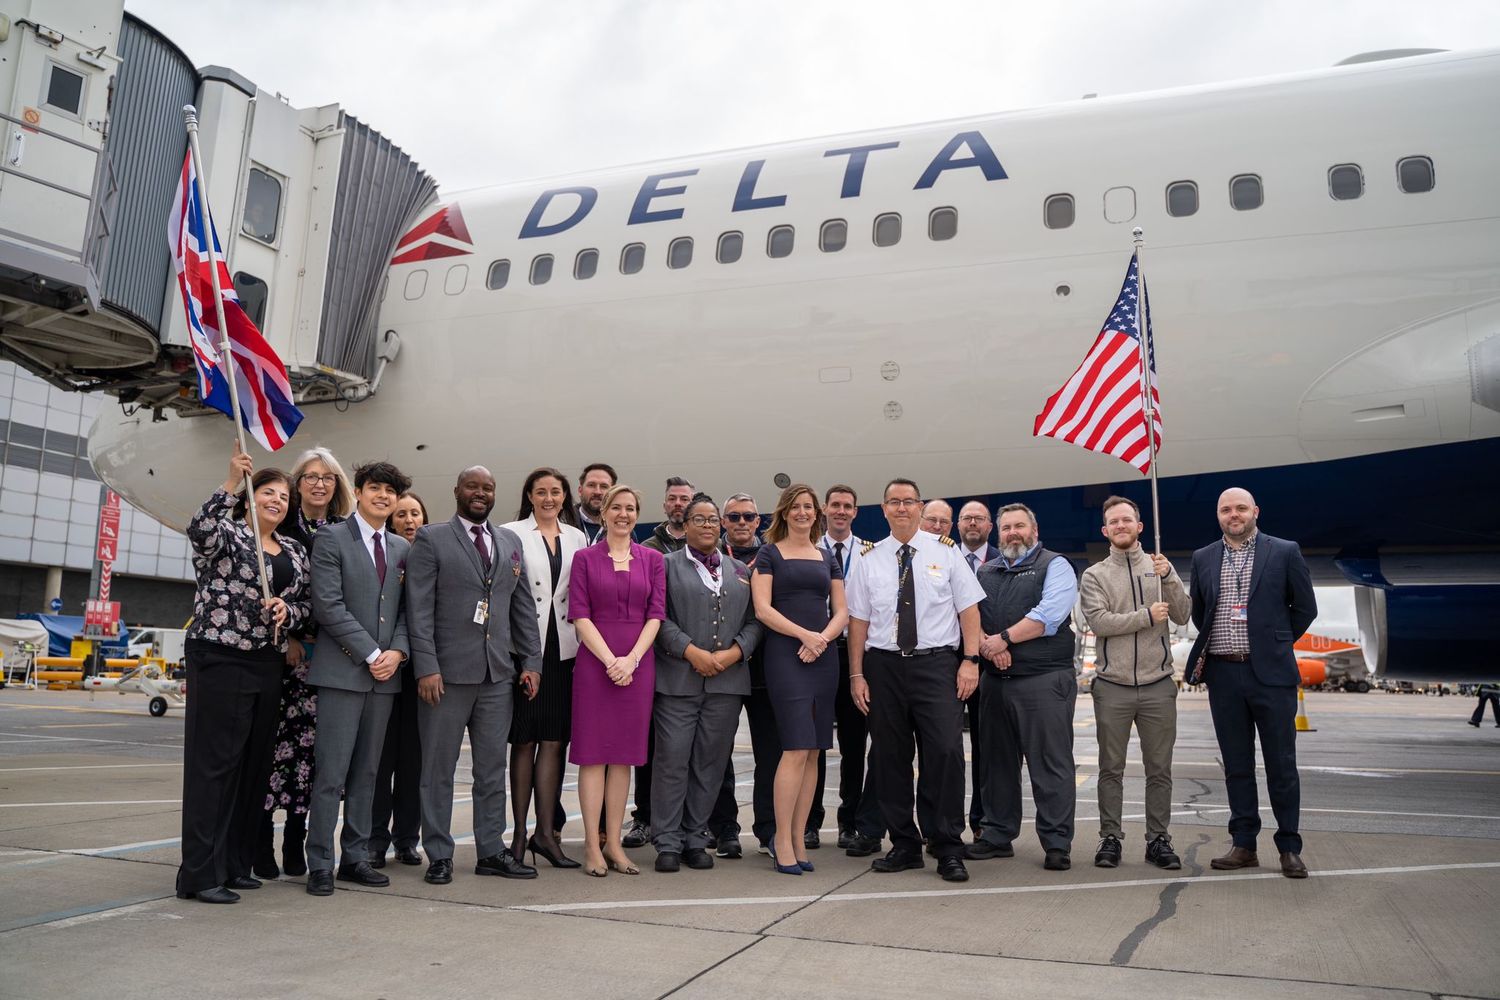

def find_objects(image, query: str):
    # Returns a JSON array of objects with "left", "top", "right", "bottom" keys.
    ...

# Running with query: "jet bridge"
[{"left": 0, "top": 0, "right": 436, "bottom": 414}]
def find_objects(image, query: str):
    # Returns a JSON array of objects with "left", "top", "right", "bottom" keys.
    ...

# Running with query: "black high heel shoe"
[{"left": 529, "top": 835, "right": 581, "bottom": 869}]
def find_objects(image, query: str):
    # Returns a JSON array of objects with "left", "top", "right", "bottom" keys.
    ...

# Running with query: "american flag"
[
  {"left": 168, "top": 153, "right": 303, "bottom": 451},
  {"left": 1032, "top": 252, "right": 1162, "bottom": 474}
]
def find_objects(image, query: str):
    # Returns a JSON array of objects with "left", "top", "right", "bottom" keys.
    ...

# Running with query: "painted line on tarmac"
[
  {"left": 0, "top": 799, "right": 182, "bottom": 809},
  {"left": 0, "top": 703, "right": 165, "bottom": 719},
  {"left": 0, "top": 763, "right": 182, "bottom": 772},
  {"left": 511, "top": 860, "right": 1500, "bottom": 914},
  {"left": 0, "top": 731, "right": 182, "bottom": 750}
]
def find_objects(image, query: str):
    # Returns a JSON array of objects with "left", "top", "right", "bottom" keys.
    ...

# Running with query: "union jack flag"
[
  {"left": 1032, "top": 252, "right": 1162, "bottom": 474},
  {"left": 168, "top": 152, "right": 303, "bottom": 451}
]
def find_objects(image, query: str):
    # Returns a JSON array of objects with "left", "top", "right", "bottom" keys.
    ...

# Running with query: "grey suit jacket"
[
  {"left": 406, "top": 515, "right": 543, "bottom": 685},
  {"left": 306, "top": 516, "right": 411, "bottom": 694},
  {"left": 655, "top": 547, "right": 761, "bottom": 697}
]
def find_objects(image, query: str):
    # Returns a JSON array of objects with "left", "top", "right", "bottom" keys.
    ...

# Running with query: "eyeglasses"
[
  {"left": 723, "top": 512, "right": 760, "bottom": 523},
  {"left": 922, "top": 518, "right": 952, "bottom": 529},
  {"left": 688, "top": 515, "right": 722, "bottom": 527},
  {"left": 300, "top": 474, "right": 337, "bottom": 486},
  {"left": 884, "top": 498, "right": 922, "bottom": 509},
  {"left": 958, "top": 515, "right": 989, "bottom": 523}
]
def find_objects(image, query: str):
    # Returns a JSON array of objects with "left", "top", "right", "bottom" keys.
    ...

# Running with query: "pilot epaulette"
[
  {"left": 860, "top": 539, "right": 878, "bottom": 555},
  {"left": 937, "top": 534, "right": 956, "bottom": 547}
]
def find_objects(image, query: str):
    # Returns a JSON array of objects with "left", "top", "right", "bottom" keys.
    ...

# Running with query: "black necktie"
[
  {"left": 373, "top": 532, "right": 386, "bottom": 585},
  {"left": 834, "top": 541, "right": 846, "bottom": 576},
  {"left": 897, "top": 544, "right": 917, "bottom": 654}
]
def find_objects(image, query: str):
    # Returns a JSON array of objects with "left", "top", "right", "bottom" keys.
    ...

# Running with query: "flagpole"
[
  {"left": 184, "top": 105, "right": 272, "bottom": 608},
  {"left": 1132, "top": 227, "right": 1164, "bottom": 602}
]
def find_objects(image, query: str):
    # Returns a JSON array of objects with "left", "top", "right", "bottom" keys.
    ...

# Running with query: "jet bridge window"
[
  {"left": 1397, "top": 156, "right": 1434, "bottom": 193},
  {"left": 820, "top": 220, "right": 847, "bottom": 253},
  {"left": 242, "top": 168, "right": 283, "bottom": 244},
  {"left": 1230, "top": 174, "right": 1263, "bottom": 210},
  {"left": 717, "top": 231, "right": 743, "bottom": 264},
  {"left": 1044, "top": 194, "right": 1074, "bottom": 229},
  {"left": 667, "top": 237, "right": 694, "bottom": 269},
  {"left": 232, "top": 272, "right": 269, "bottom": 329},
  {"left": 574, "top": 249, "right": 599, "bottom": 279},
  {"left": 873, "top": 213, "right": 902, "bottom": 247},
  {"left": 486, "top": 260, "right": 510, "bottom": 290},
  {"left": 767, "top": 225, "right": 795, "bottom": 259},
  {"left": 1329, "top": 164, "right": 1363, "bottom": 200},
  {"left": 43, "top": 63, "right": 86, "bottom": 116},
  {"left": 530, "top": 254, "right": 554, "bottom": 285},
  {"left": 621, "top": 243, "right": 646, "bottom": 274},
  {"left": 1166, "top": 181, "right": 1198, "bottom": 217},
  {"left": 928, "top": 207, "right": 958, "bottom": 241}
]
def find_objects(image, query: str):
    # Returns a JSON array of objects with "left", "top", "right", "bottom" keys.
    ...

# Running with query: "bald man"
[
  {"left": 1184, "top": 488, "right": 1317, "bottom": 879},
  {"left": 920, "top": 500, "right": 954, "bottom": 539},
  {"left": 407, "top": 465, "right": 543, "bottom": 885}
]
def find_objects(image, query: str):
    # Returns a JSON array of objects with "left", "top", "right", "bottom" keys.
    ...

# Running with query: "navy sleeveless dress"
[{"left": 754, "top": 544, "right": 842, "bottom": 750}]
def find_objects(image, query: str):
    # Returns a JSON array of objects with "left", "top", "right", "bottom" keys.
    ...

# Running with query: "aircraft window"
[
  {"left": 1230, "top": 174, "right": 1263, "bottom": 211},
  {"left": 668, "top": 237, "right": 694, "bottom": 269},
  {"left": 1044, "top": 194, "right": 1074, "bottom": 229},
  {"left": 1103, "top": 186, "right": 1136, "bottom": 223},
  {"left": 530, "top": 254, "right": 554, "bottom": 285},
  {"left": 242, "top": 168, "right": 282, "bottom": 243},
  {"left": 1166, "top": 181, "right": 1198, "bottom": 217},
  {"left": 444, "top": 264, "right": 468, "bottom": 295},
  {"left": 231, "top": 272, "right": 268, "bottom": 329},
  {"left": 621, "top": 242, "right": 646, "bottom": 274},
  {"left": 1397, "top": 156, "right": 1434, "bottom": 193},
  {"left": 486, "top": 259, "right": 510, "bottom": 290},
  {"left": 44, "top": 63, "right": 85, "bottom": 116},
  {"left": 574, "top": 248, "right": 599, "bottom": 280},
  {"left": 928, "top": 207, "right": 958, "bottom": 241},
  {"left": 820, "top": 219, "right": 848, "bottom": 253},
  {"left": 717, "top": 231, "right": 743, "bottom": 264},
  {"left": 873, "top": 213, "right": 902, "bottom": 247},
  {"left": 403, "top": 269, "right": 428, "bottom": 300},
  {"left": 1329, "top": 164, "right": 1363, "bottom": 200},
  {"left": 767, "top": 225, "right": 795, "bottom": 259}
]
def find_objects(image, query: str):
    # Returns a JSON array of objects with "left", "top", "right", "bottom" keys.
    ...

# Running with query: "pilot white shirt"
[
  {"left": 845, "top": 530, "right": 985, "bottom": 651},
  {"left": 352, "top": 512, "right": 388, "bottom": 664},
  {"left": 821, "top": 531, "right": 864, "bottom": 637}
]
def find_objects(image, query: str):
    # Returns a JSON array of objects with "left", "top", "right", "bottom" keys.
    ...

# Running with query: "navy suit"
[{"left": 1187, "top": 532, "right": 1316, "bottom": 855}]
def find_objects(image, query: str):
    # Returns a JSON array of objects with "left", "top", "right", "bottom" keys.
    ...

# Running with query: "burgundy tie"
[
  {"left": 373, "top": 532, "right": 386, "bottom": 585},
  {"left": 471, "top": 525, "right": 492, "bottom": 573}
]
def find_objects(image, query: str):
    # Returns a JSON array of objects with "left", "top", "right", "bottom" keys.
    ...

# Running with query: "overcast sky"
[{"left": 126, "top": 0, "right": 1500, "bottom": 194}]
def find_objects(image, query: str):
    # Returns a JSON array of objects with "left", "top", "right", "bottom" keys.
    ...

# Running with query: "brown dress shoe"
[
  {"left": 1279, "top": 852, "right": 1308, "bottom": 878},
  {"left": 1210, "top": 846, "right": 1259, "bottom": 870}
]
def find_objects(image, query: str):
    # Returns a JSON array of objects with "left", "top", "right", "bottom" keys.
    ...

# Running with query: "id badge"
[
  {"left": 1230, "top": 604, "right": 1247, "bottom": 622},
  {"left": 474, "top": 599, "right": 489, "bottom": 625}
]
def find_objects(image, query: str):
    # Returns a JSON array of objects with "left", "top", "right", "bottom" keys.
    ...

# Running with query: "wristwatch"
[
  {"left": 962, "top": 653, "right": 981, "bottom": 664},
  {"left": 999, "top": 629, "right": 1013, "bottom": 646}
]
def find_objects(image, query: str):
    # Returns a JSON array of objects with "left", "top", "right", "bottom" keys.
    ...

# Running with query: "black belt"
[
  {"left": 871, "top": 646, "right": 957, "bottom": 659},
  {"left": 1208, "top": 652, "right": 1250, "bottom": 662}
]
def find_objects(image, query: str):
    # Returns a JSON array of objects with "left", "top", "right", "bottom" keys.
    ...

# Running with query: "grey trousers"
[
  {"left": 976, "top": 669, "right": 1077, "bottom": 852},
  {"left": 650, "top": 691, "right": 743, "bottom": 854},
  {"left": 418, "top": 679, "right": 513, "bottom": 862},
  {"left": 306, "top": 687, "right": 395, "bottom": 870},
  {"left": 1092, "top": 675, "right": 1177, "bottom": 840}
]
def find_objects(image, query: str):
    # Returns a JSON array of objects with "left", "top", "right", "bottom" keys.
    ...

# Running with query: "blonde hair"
[
  {"left": 601, "top": 484, "right": 643, "bottom": 518},
  {"left": 764, "top": 484, "right": 822, "bottom": 544},
  {"left": 288, "top": 446, "right": 355, "bottom": 518}
]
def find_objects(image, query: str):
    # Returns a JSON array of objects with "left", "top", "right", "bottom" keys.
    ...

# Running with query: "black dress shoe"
[
  {"left": 715, "top": 833, "right": 743, "bottom": 859},
  {"left": 871, "top": 847, "right": 925, "bottom": 873},
  {"left": 937, "top": 856, "right": 969, "bottom": 882},
  {"left": 1043, "top": 849, "right": 1072, "bottom": 871},
  {"left": 655, "top": 851, "right": 681, "bottom": 873},
  {"left": 804, "top": 829, "right": 821, "bottom": 850},
  {"left": 622, "top": 819, "right": 651, "bottom": 848},
  {"left": 306, "top": 870, "right": 335, "bottom": 896},
  {"left": 475, "top": 849, "right": 538, "bottom": 879},
  {"left": 425, "top": 859, "right": 453, "bottom": 885},
  {"left": 337, "top": 861, "right": 390, "bottom": 887},
  {"left": 396, "top": 846, "right": 422, "bottom": 866},
  {"left": 180, "top": 885, "right": 240, "bottom": 904},
  {"left": 368, "top": 851, "right": 387, "bottom": 869},
  {"left": 225, "top": 875, "right": 262, "bottom": 890},
  {"left": 837, "top": 828, "right": 855, "bottom": 850},
  {"left": 682, "top": 847, "right": 715, "bottom": 870},
  {"left": 963, "top": 840, "right": 1014, "bottom": 860},
  {"left": 845, "top": 833, "right": 882, "bottom": 858}
]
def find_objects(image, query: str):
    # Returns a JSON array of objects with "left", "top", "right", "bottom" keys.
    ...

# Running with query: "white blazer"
[{"left": 501, "top": 515, "right": 587, "bottom": 661}]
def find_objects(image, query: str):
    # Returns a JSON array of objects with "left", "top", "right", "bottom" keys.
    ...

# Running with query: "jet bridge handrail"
[{"left": 0, "top": 108, "right": 106, "bottom": 264}]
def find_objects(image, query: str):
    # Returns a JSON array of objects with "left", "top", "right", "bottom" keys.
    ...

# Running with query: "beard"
[{"left": 1000, "top": 536, "right": 1034, "bottom": 561}]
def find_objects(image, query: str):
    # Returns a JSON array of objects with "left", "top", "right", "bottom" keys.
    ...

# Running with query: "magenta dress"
[{"left": 567, "top": 541, "right": 666, "bottom": 765}]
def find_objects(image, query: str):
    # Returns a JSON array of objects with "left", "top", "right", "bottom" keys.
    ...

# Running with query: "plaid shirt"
[{"left": 1207, "top": 531, "right": 1257, "bottom": 655}]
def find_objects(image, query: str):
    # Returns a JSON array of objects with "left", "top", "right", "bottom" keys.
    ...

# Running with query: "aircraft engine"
[
  {"left": 1354, "top": 584, "right": 1500, "bottom": 682},
  {"left": 1297, "top": 660, "right": 1328, "bottom": 687}
]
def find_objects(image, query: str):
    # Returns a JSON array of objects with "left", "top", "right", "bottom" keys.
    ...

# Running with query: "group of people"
[{"left": 174, "top": 447, "right": 1318, "bottom": 904}]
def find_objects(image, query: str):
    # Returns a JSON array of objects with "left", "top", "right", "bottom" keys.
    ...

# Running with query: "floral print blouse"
[{"left": 186, "top": 488, "right": 311, "bottom": 652}]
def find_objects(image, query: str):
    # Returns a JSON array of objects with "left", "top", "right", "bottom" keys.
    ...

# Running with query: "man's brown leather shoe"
[
  {"left": 1279, "top": 852, "right": 1308, "bottom": 878},
  {"left": 1210, "top": 846, "right": 1259, "bottom": 870}
]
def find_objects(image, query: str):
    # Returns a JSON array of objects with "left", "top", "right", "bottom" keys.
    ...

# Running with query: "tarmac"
[{"left": 0, "top": 684, "right": 1497, "bottom": 999}]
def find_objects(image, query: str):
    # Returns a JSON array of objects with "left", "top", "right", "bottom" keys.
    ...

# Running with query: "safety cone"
[{"left": 1295, "top": 687, "right": 1317, "bottom": 732}]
